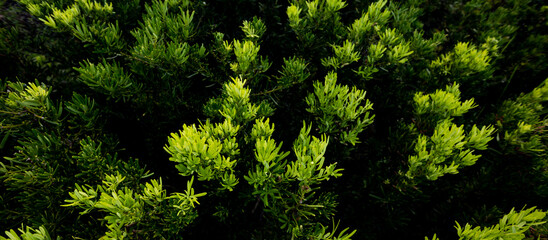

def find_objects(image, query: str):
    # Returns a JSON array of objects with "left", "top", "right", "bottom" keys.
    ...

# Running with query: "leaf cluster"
[
  {"left": 406, "top": 83, "right": 494, "bottom": 181},
  {"left": 306, "top": 72, "right": 374, "bottom": 145}
]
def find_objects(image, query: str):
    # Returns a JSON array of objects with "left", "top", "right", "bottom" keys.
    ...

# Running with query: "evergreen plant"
[{"left": 1, "top": 0, "right": 547, "bottom": 239}]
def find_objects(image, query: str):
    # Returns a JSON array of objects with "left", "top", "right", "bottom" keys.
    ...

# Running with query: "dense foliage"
[{"left": 1, "top": 0, "right": 547, "bottom": 239}]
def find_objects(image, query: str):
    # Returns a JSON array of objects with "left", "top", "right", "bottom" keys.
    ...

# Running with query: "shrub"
[{"left": 1, "top": 0, "right": 547, "bottom": 239}]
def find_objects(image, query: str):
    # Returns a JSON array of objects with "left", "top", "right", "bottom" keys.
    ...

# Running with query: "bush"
[{"left": 1, "top": 0, "right": 547, "bottom": 239}]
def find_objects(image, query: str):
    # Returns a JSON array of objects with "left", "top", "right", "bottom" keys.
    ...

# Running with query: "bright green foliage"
[
  {"left": 245, "top": 120, "right": 348, "bottom": 238},
  {"left": 2, "top": 81, "right": 61, "bottom": 127},
  {"left": 249, "top": 117, "right": 276, "bottom": 142},
  {"left": 286, "top": 0, "right": 347, "bottom": 50},
  {"left": 306, "top": 72, "right": 374, "bottom": 145},
  {"left": 25, "top": 0, "right": 123, "bottom": 53},
  {"left": 406, "top": 120, "right": 495, "bottom": 181},
  {"left": 71, "top": 21, "right": 125, "bottom": 53},
  {"left": 387, "top": 41, "right": 413, "bottom": 64},
  {"left": 166, "top": 77, "right": 270, "bottom": 190},
  {"left": 430, "top": 42, "right": 492, "bottom": 77},
  {"left": 219, "top": 76, "right": 268, "bottom": 125},
  {"left": 347, "top": 0, "right": 390, "bottom": 43},
  {"left": 311, "top": 222, "right": 356, "bottom": 240},
  {"left": 388, "top": 2, "right": 422, "bottom": 34},
  {"left": 277, "top": 57, "right": 311, "bottom": 88},
  {"left": 63, "top": 173, "right": 205, "bottom": 239},
  {"left": 210, "top": 32, "right": 235, "bottom": 77},
  {"left": 75, "top": 60, "right": 137, "bottom": 99},
  {"left": 231, "top": 40, "right": 261, "bottom": 75},
  {"left": 0, "top": 130, "right": 149, "bottom": 230},
  {"left": 287, "top": 123, "right": 342, "bottom": 184},
  {"left": 218, "top": 18, "right": 271, "bottom": 81},
  {"left": 1, "top": 225, "right": 55, "bottom": 240},
  {"left": 5, "top": 82, "right": 50, "bottom": 107},
  {"left": 407, "top": 84, "right": 495, "bottom": 181},
  {"left": 241, "top": 17, "right": 267, "bottom": 41},
  {"left": 426, "top": 207, "right": 547, "bottom": 240},
  {"left": 497, "top": 79, "right": 548, "bottom": 156},
  {"left": 204, "top": 75, "right": 275, "bottom": 121},
  {"left": 287, "top": 0, "right": 435, "bottom": 82},
  {"left": 413, "top": 83, "right": 476, "bottom": 129},
  {"left": 231, "top": 41, "right": 271, "bottom": 80},
  {"left": 409, "top": 30, "right": 446, "bottom": 59},
  {"left": 39, "top": 0, "right": 114, "bottom": 26},
  {"left": 346, "top": 1, "right": 418, "bottom": 80},
  {"left": 503, "top": 120, "right": 548, "bottom": 156},
  {"left": 0, "top": 80, "right": 149, "bottom": 234},
  {"left": 165, "top": 119, "right": 240, "bottom": 190},
  {"left": 129, "top": 0, "right": 205, "bottom": 74},
  {"left": 345, "top": 0, "right": 420, "bottom": 73},
  {"left": 210, "top": 77, "right": 270, "bottom": 122},
  {"left": 172, "top": 76, "right": 353, "bottom": 238},
  {"left": 378, "top": 28, "right": 414, "bottom": 64},
  {"left": 286, "top": 4, "right": 302, "bottom": 29},
  {"left": 17, "top": 0, "right": 207, "bottom": 109},
  {"left": 2, "top": 0, "right": 548, "bottom": 239},
  {"left": 321, "top": 40, "right": 360, "bottom": 69},
  {"left": 245, "top": 119, "right": 290, "bottom": 206}
]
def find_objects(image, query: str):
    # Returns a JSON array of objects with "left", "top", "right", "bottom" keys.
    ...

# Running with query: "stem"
[
  {"left": 0, "top": 110, "right": 24, "bottom": 114},
  {"left": 497, "top": 65, "right": 519, "bottom": 104},
  {"left": 252, "top": 81, "right": 300, "bottom": 96},
  {"left": 0, "top": 123, "right": 25, "bottom": 129}
]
